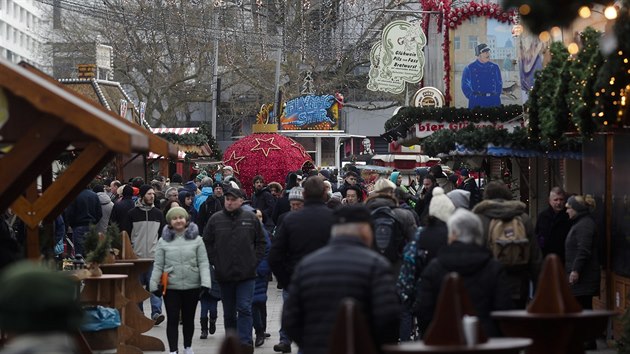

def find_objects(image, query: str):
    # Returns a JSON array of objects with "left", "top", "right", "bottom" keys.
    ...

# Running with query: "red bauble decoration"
[{"left": 222, "top": 133, "right": 313, "bottom": 197}]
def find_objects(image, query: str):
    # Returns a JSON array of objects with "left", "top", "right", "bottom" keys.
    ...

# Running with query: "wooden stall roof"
[
  {"left": 0, "top": 58, "right": 170, "bottom": 233},
  {"left": 21, "top": 63, "right": 177, "bottom": 160}
]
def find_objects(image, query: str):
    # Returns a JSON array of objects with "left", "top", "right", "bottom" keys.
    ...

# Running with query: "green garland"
[
  {"left": 534, "top": 42, "right": 570, "bottom": 145},
  {"left": 593, "top": 0, "right": 630, "bottom": 129},
  {"left": 384, "top": 105, "right": 524, "bottom": 132},
  {"left": 155, "top": 122, "right": 223, "bottom": 161},
  {"left": 569, "top": 27, "right": 602, "bottom": 136}
]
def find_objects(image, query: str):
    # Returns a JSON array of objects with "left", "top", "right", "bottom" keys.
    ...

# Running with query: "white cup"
[{"left": 462, "top": 315, "right": 479, "bottom": 347}]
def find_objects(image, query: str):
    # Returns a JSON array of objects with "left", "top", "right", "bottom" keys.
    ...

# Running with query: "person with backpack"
[
  {"left": 472, "top": 181, "right": 542, "bottom": 309},
  {"left": 397, "top": 187, "right": 454, "bottom": 340},
  {"left": 364, "top": 178, "right": 417, "bottom": 272}
]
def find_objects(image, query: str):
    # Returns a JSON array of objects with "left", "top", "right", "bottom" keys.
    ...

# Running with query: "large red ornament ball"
[{"left": 222, "top": 133, "right": 313, "bottom": 197}]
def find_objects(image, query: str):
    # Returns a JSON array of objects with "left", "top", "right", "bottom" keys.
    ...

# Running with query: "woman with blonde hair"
[
  {"left": 565, "top": 194, "right": 600, "bottom": 308},
  {"left": 150, "top": 206, "right": 211, "bottom": 354}
]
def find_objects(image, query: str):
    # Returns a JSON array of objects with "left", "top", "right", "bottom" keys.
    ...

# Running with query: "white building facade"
[{"left": 0, "top": 0, "right": 46, "bottom": 69}]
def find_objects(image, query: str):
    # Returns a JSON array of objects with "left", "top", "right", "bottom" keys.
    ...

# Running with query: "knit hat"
[
  {"left": 429, "top": 187, "right": 456, "bottom": 223},
  {"left": 0, "top": 262, "right": 83, "bottom": 333},
  {"left": 331, "top": 192, "right": 343, "bottom": 201},
  {"left": 165, "top": 206, "right": 189, "bottom": 222},
  {"left": 288, "top": 187, "right": 304, "bottom": 202},
  {"left": 447, "top": 189, "right": 471, "bottom": 210},
  {"left": 139, "top": 184, "right": 153, "bottom": 198},
  {"left": 460, "top": 168, "right": 470, "bottom": 177},
  {"left": 389, "top": 171, "right": 400, "bottom": 184},
  {"left": 373, "top": 178, "right": 396, "bottom": 193},
  {"left": 92, "top": 184, "right": 105, "bottom": 193},
  {"left": 183, "top": 180, "right": 197, "bottom": 194},
  {"left": 320, "top": 169, "right": 331, "bottom": 180},
  {"left": 566, "top": 195, "right": 594, "bottom": 215}
]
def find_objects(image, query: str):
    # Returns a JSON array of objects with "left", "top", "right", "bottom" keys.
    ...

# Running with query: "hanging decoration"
[
  {"left": 250, "top": 137, "right": 281, "bottom": 157},
  {"left": 384, "top": 104, "right": 524, "bottom": 131},
  {"left": 222, "top": 133, "right": 312, "bottom": 196}
]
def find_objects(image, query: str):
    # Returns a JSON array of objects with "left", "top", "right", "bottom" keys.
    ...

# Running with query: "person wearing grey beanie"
[{"left": 447, "top": 189, "right": 471, "bottom": 210}]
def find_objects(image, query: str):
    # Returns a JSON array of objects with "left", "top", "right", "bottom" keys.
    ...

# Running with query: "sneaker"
[
  {"left": 255, "top": 335, "right": 265, "bottom": 347},
  {"left": 200, "top": 330, "right": 208, "bottom": 339},
  {"left": 273, "top": 342, "right": 291, "bottom": 353},
  {"left": 264, "top": 333, "right": 271, "bottom": 338},
  {"left": 152, "top": 313, "right": 165, "bottom": 326},
  {"left": 184, "top": 347, "right": 194, "bottom": 354}
]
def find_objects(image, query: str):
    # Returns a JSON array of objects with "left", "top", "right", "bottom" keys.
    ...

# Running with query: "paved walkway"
[
  {"left": 142, "top": 280, "right": 617, "bottom": 354},
  {"left": 144, "top": 283, "right": 293, "bottom": 354}
]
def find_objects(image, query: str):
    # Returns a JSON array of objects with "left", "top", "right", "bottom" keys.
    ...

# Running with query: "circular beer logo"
[{"left": 412, "top": 87, "right": 445, "bottom": 108}]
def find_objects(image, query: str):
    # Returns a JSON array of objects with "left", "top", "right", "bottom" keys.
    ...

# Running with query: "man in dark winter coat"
[
  {"left": 122, "top": 185, "right": 166, "bottom": 325},
  {"left": 109, "top": 185, "right": 135, "bottom": 228},
  {"left": 415, "top": 175, "right": 436, "bottom": 226},
  {"left": 251, "top": 175, "right": 276, "bottom": 225},
  {"left": 416, "top": 209, "right": 513, "bottom": 337},
  {"left": 282, "top": 205, "right": 400, "bottom": 354},
  {"left": 269, "top": 176, "right": 335, "bottom": 353},
  {"left": 197, "top": 182, "right": 225, "bottom": 234},
  {"left": 535, "top": 187, "right": 572, "bottom": 263},
  {"left": 65, "top": 186, "right": 102, "bottom": 256},
  {"left": 457, "top": 169, "right": 481, "bottom": 209},
  {"left": 202, "top": 187, "right": 266, "bottom": 354},
  {"left": 472, "top": 181, "right": 542, "bottom": 308}
]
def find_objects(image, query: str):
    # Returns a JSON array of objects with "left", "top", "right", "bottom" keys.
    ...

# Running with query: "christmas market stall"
[
  {"left": 149, "top": 124, "right": 221, "bottom": 181},
  {"left": 0, "top": 58, "right": 175, "bottom": 258},
  {"left": 58, "top": 74, "right": 177, "bottom": 182}
]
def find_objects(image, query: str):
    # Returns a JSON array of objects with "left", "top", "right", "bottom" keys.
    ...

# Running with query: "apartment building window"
[
  {"left": 7, "top": 0, "right": 11, "bottom": 15},
  {"left": 468, "top": 36, "right": 478, "bottom": 50},
  {"left": 454, "top": 36, "right": 461, "bottom": 50},
  {"left": 0, "top": 21, "right": 4, "bottom": 37}
]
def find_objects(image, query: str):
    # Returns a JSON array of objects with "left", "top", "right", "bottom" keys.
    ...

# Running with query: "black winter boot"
[
  {"left": 209, "top": 317, "right": 217, "bottom": 335},
  {"left": 200, "top": 317, "right": 208, "bottom": 339}
]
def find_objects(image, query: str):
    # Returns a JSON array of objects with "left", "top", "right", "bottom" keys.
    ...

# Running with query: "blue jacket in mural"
[{"left": 461, "top": 60, "right": 503, "bottom": 108}]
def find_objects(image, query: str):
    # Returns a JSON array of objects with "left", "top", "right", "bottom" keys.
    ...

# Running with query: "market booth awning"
[
  {"left": 148, "top": 127, "right": 213, "bottom": 160},
  {"left": 0, "top": 58, "right": 175, "bottom": 256}
]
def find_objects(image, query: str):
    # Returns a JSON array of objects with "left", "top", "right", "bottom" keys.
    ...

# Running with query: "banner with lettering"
[
  {"left": 414, "top": 119, "right": 524, "bottom": 138},
  {"left": 367, "top": 20, "right": 426, "bottom": 94}
]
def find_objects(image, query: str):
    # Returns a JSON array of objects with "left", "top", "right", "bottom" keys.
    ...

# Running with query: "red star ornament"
[
  {"left": 250, "top": 137, "right": 281, "bottom": 157},
  {"left": 223, "top": 151, "right": 245, "bottom": 174}
]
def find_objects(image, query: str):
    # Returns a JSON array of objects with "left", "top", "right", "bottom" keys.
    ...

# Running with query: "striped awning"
[
  {"left": 151, "top": 127, "right": 199, "bottom": 134},
  {"left": 148, "top": 143, "right": 213, "bottom": 160}
]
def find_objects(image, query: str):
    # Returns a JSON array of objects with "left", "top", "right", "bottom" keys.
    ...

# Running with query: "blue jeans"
[
  {"left": 200, "top": 293, "right": 219, "bottom": 320},
  {"left": 279, "top": 289, "right": 292, "bottom": 345},
  {"left": 220, "top": 279, "right": 255, "bottom": 345},
  {"left": 72, "top": 225, "right": 90, "bottom": 257},
  {"left": 138, "top": 264, "right": 162, "bottom": 317}
]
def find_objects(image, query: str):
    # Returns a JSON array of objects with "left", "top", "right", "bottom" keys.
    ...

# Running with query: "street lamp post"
[{"left": 211, "top": 10, "right": 219, "bottom": 139}]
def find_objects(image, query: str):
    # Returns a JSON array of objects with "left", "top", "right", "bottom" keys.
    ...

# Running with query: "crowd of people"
[{"left": 0, "top": 163, "right": 602, "bottom": 353}]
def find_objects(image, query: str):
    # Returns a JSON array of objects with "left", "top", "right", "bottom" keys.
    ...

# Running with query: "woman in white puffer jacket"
[{"left": 150, "top": 206, "right": 211, "bottom": 354}]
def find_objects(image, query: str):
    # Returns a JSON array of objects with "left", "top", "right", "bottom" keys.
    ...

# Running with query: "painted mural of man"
[{"left": 461, "top": 43, "right": 503, "bottom": 108}]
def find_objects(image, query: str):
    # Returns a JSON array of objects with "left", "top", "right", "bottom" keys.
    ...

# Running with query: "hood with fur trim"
[
  {"left": 472, "top": 199, "right": 526, "bottom": 220},
  {"left": 161, "top": 222, "right": 200, "bottom": 242}
]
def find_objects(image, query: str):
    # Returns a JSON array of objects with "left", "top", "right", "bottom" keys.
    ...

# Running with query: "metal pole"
[
  {"left": 211, "top": 11, "right": 219, "bottom": 139},
  {"left": 272, "top": 48, "right": 282, "bottom": 124}
]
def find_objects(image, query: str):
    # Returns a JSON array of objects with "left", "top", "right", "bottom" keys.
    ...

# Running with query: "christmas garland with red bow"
[{"left": 419, "top": 0, "right": 517, "bottom": 105}]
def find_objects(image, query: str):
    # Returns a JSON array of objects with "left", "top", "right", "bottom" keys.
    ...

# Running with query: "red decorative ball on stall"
[{"left": 222, "top": 133, "right": 313, "bottom": 197}]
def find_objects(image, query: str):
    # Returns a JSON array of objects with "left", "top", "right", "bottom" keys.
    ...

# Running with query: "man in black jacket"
[
  {"left": 251, "top": 175, "right": 276, "bottom": 226},
  {"left": 269, "top": 176, "right": 335, "bottom": 353},
  {"left": 282, "top": 206, "right": 400, "bottom": 354},
  {"left": 202, "top": 187, "right": 265, "bottom": 354},
  {"left": 535, "top": 187, "right": 572, "bottom": 263},
  {"left": 197, "top": 182, "right": 225, "bottom": 234}
]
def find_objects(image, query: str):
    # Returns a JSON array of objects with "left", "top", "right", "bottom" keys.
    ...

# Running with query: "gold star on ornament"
[
  {"left": 250, "top": 137, "right": 281, "bottom": 157},
  {"left": 223, "top": 151, "right": 245, "bottom": 174},
  {"left": 290, "top": 140, "right": 308, "bottom": 158}
]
